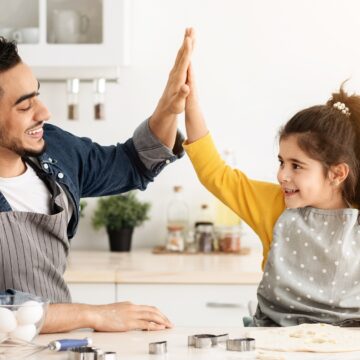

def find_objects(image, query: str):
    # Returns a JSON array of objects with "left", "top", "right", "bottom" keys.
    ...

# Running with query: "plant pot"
[{"left": 106, "top": 227, "right": 134, "bottom": 252}]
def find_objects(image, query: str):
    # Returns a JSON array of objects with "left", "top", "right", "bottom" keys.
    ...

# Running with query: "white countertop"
[
  {"left": 64, "top": 248, "right": 263, "bottom": 284},
  {"left": 17, "top": 327, "right": 360, "bottom": 360}
]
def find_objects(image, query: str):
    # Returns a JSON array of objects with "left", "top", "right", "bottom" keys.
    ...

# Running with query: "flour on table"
[
  {"left": 247, "top": 323, "right": 360, "bottom": 352},
  {"left": 256, "top": 351, "right": 286, "bottom": 360}
]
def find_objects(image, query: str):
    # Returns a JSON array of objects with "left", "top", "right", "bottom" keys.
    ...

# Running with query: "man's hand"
[
  {"left": 90, "top": 302, "right": 172, "bottom": 332},
  {"left": 156, "top": 27, "right": 194, "bottom": 116},
  {"left": 149, "top": 28, "right": 195, "bottom": 149},
  {"left": 41, "top": 302, "right": 172, "bottom": 333}
]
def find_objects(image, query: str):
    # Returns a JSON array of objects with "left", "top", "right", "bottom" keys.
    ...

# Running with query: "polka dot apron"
[{"left": 253, "top": 207, "right": 360, "bottom": 327}]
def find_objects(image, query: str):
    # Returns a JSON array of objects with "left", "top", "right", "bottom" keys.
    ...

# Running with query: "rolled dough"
[{"left": 247, "top": 323, "right": 360, "bottom": 352}]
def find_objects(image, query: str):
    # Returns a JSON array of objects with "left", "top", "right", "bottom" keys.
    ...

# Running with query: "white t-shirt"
[{"left": 0, "top": 164, "right": 72, "bottom": 220}]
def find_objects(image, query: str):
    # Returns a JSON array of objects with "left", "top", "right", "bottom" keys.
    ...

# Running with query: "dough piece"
[{"left": 247, "top": 323, "right": 360, "bottom": 352}]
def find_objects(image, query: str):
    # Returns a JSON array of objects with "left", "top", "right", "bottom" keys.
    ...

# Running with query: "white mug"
[
  {"left": 0, "top": 28, "right": 14, "bottom": 41},
  {"left": 52, "top": 9, "right": 89, "bottom": 44},
  {"left": 12, "top": 27, "right": 39, "bottom": 44}
]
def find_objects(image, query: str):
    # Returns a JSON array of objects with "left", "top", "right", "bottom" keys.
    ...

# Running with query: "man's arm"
[
  {"left": 41, "top": 302, "right": 172, "bottom": 333},
  {"left": 149, "top": 28, "right": 195, "bottom": 149}
]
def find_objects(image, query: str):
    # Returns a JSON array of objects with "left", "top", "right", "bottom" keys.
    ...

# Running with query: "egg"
[
  {"left": 0, "top": 307, "right": 17, "bottom": 332},
  {"left": 10, "top": 324, "right": 36, "bottom": 342},
  {"left": 16, "top": 301, "right": 43, "bottom": 325}
]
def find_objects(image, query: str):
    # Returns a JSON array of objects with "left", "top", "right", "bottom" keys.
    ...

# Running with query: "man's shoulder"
[{"left": 43, "top": 123, "right": 72, "bottom": 139}]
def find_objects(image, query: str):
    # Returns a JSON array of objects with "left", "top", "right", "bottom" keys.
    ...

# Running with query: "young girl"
[{"left": 183, "top": 64, "right": 360, "bottom": 326}]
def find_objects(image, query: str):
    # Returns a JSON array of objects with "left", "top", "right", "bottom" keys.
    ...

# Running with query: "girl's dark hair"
[
  {"left": 0, "top": 36, "right": 21, "bottom": 72},
  {"left": 279, "top": 83, "right": 360, "bottom": 208}
]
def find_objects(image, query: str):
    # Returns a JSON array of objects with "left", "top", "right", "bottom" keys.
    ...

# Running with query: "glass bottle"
[
  {"left": 94, "top": 78, "right": 106, "bottom": 120},
  {"left": 166, "top": 186, "right": 189, "bottom": 252},
  {"left": 67, "top": 78, "right": 79, "bottom": 120},
  {"left": 166, "top": 226, "right": 185, "bottom": 252},
  {"left": 167, "top": 186, "right": 189, "bottom": 231}
]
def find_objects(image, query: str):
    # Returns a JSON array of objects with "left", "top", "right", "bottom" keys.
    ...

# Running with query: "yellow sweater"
[{"left": 184, "top": 133, "right": 286, "bottom": 269}]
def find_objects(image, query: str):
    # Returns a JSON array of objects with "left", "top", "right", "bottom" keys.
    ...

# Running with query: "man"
[{"left": 0, "top": 28, "right": 194, "bottom": 333}]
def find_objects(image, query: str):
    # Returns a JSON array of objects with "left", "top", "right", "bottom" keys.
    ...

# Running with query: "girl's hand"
[{"left": 185, "top": 59, "right": 209, "bottom": 143}]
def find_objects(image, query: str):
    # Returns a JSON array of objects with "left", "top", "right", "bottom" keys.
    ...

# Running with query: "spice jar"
[
  {"left": 216, "top": 225, "right": 241, "bottom": 253},
  {"left": 166, "top": 225, "right": 184, "bottom": 252},
  {"left": 93, "top": 78, "right": 106, "bottom": 120},
  {"left": 195, "top": 224, "right": 215, "bottom": 253},
  {"left": 67, "top": 78, "right": 79, "bottom": 120}
]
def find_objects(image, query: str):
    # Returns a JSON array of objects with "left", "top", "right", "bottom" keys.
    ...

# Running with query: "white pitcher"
[{"left": 52, "top": 9, "right": 89, "bottom": 44}]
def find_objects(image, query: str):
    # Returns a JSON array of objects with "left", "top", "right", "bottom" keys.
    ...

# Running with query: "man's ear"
[{"left": 328, "top": 163, "right": 350, "bottom": 186}]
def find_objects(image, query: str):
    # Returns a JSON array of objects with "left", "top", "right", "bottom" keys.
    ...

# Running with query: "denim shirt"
[{"left": 0, "top": 119, "right": 184, "bottom": 239}]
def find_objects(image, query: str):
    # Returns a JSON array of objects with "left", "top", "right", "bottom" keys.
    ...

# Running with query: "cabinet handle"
[{"left": 206, "top": 302, "right": 245, "bottom": 309}]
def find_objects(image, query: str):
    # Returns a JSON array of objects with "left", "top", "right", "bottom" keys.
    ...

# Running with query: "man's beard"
[
  {"left": 0, "top": 133, "right": 47, "bottom": 157},
  {"left": 21, "top": 143, "right": 47, "bottom": 157}
]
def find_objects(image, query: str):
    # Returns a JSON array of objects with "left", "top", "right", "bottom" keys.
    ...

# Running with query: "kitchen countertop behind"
[{"left": 64, "top": 248, "right": 263, "bottom": 284}]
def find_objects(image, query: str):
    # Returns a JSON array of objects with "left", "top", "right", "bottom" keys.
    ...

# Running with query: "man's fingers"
[
  {"left": 173, "top": 28, "right": 190, "bottom": 68},
  {"left": 176, "top": 36, "right": 193, "bottom": 77},
  {"left": 136, "top": 310, "right": 171, "bottom": 326},
  {"left": 133, "top": 320, "right": 166, "bottom": 331},
  {"left": 135, "top": 305, "right": 173, "bottom": 326},
  {"left": 174, "top": 28, "right": 194, "bottom": 72}
]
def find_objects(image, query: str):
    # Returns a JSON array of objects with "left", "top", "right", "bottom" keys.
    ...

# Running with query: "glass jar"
[
  {"left": 67, "top": 78, "right": 79, "bottom": 120},
  {"left": 93, "top": 78, "right": 106, "bottom": 120},
  {"left": 216, "top": 225, "right": 241, "bottom": 253},
  {"left": 166, "top": 226, "right": 184, "bottom": 252},
  {"left": 196, "top": 224, "right": 215, "bottom": 253},
  {"left": 185, "top": 230, "right": 197, "bottom": 253}
]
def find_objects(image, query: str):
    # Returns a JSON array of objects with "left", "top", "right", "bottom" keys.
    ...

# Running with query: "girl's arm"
[
  {"left": 184, "top": 62, "right": 285, "bottom": 254},
  {"left": 184, "top": 63, "right": 208, "bottom": 143}
]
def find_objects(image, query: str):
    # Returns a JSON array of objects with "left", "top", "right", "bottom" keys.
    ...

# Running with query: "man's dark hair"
[{"left": 0, "top": 37, "right": 21, "bottom": 97}]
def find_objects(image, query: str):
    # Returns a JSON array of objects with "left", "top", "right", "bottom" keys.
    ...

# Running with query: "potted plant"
[{"left": 92, "top": 191, "right": 151, "bottom": 252}]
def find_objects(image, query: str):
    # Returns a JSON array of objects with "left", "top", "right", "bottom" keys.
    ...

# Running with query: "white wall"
[{"left": 34, "top": 0, "right": 360, "bottom": 251}]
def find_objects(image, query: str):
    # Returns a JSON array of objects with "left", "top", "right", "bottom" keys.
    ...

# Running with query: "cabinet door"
[
  {"left": 116, "top": 284, "right": 258, "bottom": 327},
  {"left": 68, "top": 283, "right": 116, "bottom": 304},
  {"left": 18, "top": 0, "right": 130, "bottom": 66}
]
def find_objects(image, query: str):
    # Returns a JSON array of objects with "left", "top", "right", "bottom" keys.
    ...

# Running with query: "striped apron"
[{"left": 0, "top": 160, "right": 71, "bottom": 303}]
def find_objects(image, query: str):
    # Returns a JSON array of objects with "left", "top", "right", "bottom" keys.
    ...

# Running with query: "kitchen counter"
[
  {"left": 22, "top": 327, "right": 360, "bottom": 360},
  {"left": 63, "top": 249, "right": 263, "bottom": 327},
  {"left": 64, "top": 248, "right": 263, "bottom": 284}
]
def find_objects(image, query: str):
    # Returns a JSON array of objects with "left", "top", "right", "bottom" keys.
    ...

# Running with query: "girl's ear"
[{"left": 328, "top": 163, "right": 350, "bottom": 185}]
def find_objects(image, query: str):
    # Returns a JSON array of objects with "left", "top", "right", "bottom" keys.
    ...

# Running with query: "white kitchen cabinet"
[
  {"left": 116, "top": 284, "right": 258, "bottom": 327},
  {"left": 0, "top": 0, "right": 130, "bottom": 66},
  {"left": 68, "top": 283, "right": 116, "bottom": 304}
]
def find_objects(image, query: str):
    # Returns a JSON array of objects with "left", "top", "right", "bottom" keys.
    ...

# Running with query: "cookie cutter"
[
  {"left": 102, "top": 352, "right": 118, "bottom": 360},
  {"left": 68, "top": 346, "right": 118, "bottom": 360},
  {"left": 226, "top": 337, "right": 255, "bottom": 352},
  {"left": 149, "top": 341, "right": 167, "bottom": 354},
  {"left": 68, "top": 346, "right": 98, "bottom": 360},
  {"left": 188, "top": 333, "right": 229, "bottom": 348}
]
